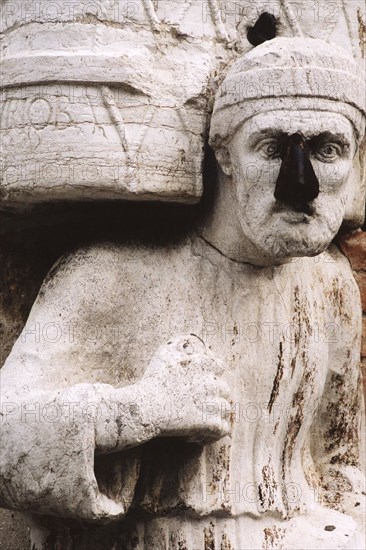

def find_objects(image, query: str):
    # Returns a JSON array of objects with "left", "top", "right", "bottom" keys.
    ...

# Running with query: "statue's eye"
[
  {"left": 315, "top": 143, "right": 342, "bottom": 162},
  {"left": 258, "top": 140, "right": 281, "bottom": 159}
]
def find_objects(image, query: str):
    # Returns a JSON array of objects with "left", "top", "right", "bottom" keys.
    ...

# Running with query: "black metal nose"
[{"left": 274, "top": 133, "right": 319, "bottom": 212}]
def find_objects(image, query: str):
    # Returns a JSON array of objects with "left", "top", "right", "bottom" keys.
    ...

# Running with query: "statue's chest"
[
  {"left": 131, "top": 257, "right": 334, "bottom": 517},
  {"left": 112, "top": 251, "right": 332, "bottom": 402},
  {"left": 174, "top": 259, "right": 330, "bottom": 404}
]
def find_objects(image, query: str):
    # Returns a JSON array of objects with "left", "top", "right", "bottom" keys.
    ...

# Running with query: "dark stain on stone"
[
  {"left": 170, "top": 530, "right": 189, "bottom": 550},
  {"left": 210, "top": 445, "right": 231, "bottom": 511},
  {"left": 324, "top": 525, "right": 336, "bottom": 532},
  {"left": 258, "top": 484, "right": 265, "bottom": 508},
  {"left": 282, "top": 390, "right": 303, "bottom": 467},
  {"left": 323, "top": 371, "right": 360, "bottom": 464},
  {"left": 281, "top": 356, "right": 316, "bottom": 509},
  {"left": 290, "top": 357, "right": 296, "bottom": 378},
  {"left": 282, "top": 285, "right": 315, "bottom": 502},
  {"left": 221, "top": 532, "right": 233, "bottom": 549},
  {"left": 325, "top": 278, "right": 352, "bottom": 324},
  {"left": 268, "top": 341, "right": 284, "bottom": 414},
  {"left": 263, "top": 526, "right": 285, "bottom": 549},
  {"left": 358, "top": 8, "right": 366, "bottom": 58},
  {"left": 204, "top": 522, "right": 215, "bottom": 550},
  {"left": 259, "top": 463, "right": 277, "bottom": 511},
  {"left": 292, "top": 285, "right": 302, "bottom": 347}
]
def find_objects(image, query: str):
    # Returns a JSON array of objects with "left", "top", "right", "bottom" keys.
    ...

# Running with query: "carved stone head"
[{"left": 209, "top": 38, "right": 366, "bottom": 263}]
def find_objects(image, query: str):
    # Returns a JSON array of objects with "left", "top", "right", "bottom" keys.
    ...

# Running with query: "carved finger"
[{"left": 87, "top": 492, "right": 125, "bottom": 523}]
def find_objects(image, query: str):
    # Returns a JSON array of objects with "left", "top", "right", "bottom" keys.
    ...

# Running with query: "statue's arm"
[
  {"left": 0, "top": 246, "right": 230, "bottom": 521},
  {"left": 0, "top": 382, "right": 151, "bottom": 522}
]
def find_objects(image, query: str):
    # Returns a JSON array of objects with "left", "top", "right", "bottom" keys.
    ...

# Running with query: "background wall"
[{"left": 339, "top": 230, "right": 366, "bottom": 402}]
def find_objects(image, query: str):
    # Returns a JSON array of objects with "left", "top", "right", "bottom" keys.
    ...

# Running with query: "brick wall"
[{"left": 338, "top": 230, "right": 366, "bottom": 402}]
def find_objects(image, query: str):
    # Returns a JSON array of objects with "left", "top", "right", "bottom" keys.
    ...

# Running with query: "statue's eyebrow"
[
  {"left": 309, "top": 132, "right": 351, "bottom": 148},
  {"left": 248, "top": 129, "right": 285, "bottom": 146},
  {"left": 251, "top": 129, "right": 284, "bottom": 138},
  {"left": 248, "top": 130, "right": 352, "bottom": 148}
]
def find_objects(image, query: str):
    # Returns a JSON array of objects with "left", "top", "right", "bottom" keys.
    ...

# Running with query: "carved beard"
[{"left": 237, "top": 188, "right": 347, "bottom": 260}]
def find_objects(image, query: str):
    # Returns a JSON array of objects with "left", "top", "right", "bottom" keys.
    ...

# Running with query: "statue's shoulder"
[
  {"left": 305, "top": 244, "right": 356, "bottom": 281},
  {"left": 320, "top": 244, "right": 359, "bottom": 288},
  {"left": 317, "top": 244, "right": 361, "bottom": 329},
  {"left": 41, "top": 239, "right": 191, "bottom": 297},
  {"left": 290, "top": 246, "right": 360, "bottom": 329}
]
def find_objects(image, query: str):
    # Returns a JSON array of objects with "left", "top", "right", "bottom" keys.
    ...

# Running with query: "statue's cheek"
[
  {"left": 313, "top": 160, "right": 352, "bottom": 193},
  {"left": 235, "top": 161, "right": 280, "bottom": 199}
]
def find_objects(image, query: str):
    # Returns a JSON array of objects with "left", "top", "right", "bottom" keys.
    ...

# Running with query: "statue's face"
[{"left": 227, "top": 111, "right": 356, "bottom": 259}]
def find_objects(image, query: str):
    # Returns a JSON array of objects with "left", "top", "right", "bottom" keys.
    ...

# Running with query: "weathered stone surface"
[
  {"left": 362, "top": 317, "right": 366, "bottom": 358},
  {"left": 0, "top": 509, "right": 30, "bottom": 550},
  {"left": 0, "top": 1, "right": 231, "bottom": 205},
  {"left": 362, "top": 360, "right": 366, "bottom": 405},
  {"left": 1, "top": 239, "right": 365, "bottom": 548},
  {"left": 337, "top": 230, "right": 366, "bottom": 402},
  {"left": 341, "top": 230, "right": 366, "bottom": 369}
]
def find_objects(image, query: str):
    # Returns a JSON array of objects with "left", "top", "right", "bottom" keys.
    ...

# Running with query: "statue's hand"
[{"left": 143, "top": 335, "right": 231, "bottom": 444}]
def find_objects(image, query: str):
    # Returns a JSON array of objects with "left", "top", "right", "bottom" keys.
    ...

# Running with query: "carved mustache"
[{"left": 274, "top": 133, "right": 320, "bottom": 215}]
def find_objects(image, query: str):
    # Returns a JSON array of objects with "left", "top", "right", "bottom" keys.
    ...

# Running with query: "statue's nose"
[{"left": 274, "top": 133, "right": 319, "bottom": 212}]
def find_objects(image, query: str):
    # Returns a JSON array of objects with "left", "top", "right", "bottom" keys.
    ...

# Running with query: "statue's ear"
[
  {"left": 343, "top": 139, "right": 366, "bottom": 228},
  {"left": 214, "top": 146, "right": 232, "bottom": 177}
]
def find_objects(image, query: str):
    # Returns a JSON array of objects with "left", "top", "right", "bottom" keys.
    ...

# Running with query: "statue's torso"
[
  {"left": 6, "top": 237, "right": 360, "bottom": 521},
  {"left": 2, "top": 236, "right": 362, "bottom": 548}
]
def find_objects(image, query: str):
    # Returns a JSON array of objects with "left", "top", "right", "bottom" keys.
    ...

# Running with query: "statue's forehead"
[{"left": 242, "top": 111, "right": 354, "bottom": 140}]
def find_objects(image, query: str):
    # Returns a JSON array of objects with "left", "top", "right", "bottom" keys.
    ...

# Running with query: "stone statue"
[{"left": 1, "top": 34, "right": 365, "bottom": 549}]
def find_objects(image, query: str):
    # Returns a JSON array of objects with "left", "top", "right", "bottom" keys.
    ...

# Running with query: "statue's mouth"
[
  {"left": 273, "top": 200, "right": 315, "bottom": 221},
  {"left": 276, "top": 200, "right": 314, "bottom": 215}
]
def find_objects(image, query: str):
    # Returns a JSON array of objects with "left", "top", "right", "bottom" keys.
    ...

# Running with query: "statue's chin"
[
  {"left": 242, "top": 209, "right": 345, "bottom": 265},
  {"left": 238, "top": 196, "right": 346, "bottom": 265},
  {"left": 244, "top": 227, "right": 338, "bottom": 265},
  {"left": 271, "top": 239, "right": 332, "bottom": 260},
  {"left": 246, "top": 246, "right": 330, "bottom": 267}
]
